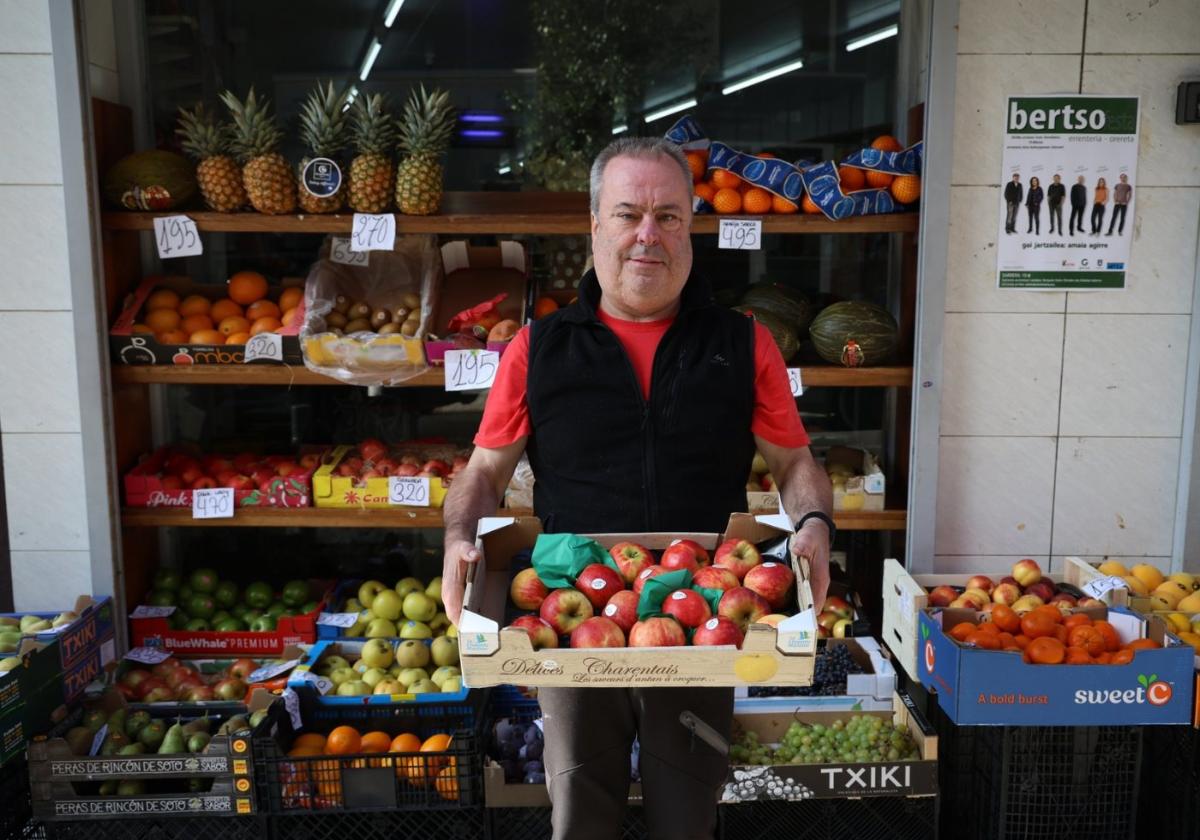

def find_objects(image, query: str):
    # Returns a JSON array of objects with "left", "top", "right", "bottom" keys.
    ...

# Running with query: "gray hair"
[{"left": 589, "top": 137, "right": 692, "bottom": 215}]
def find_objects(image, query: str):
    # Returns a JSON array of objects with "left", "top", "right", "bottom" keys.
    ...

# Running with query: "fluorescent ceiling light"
[
  {"left": 343, "top": 85, "right": 358, "bottom": 112},
  {"left": 643, "top": 98, "right": 697, "bottom": 124},
  {"left": 845, "top": 23, "right": 898, "bottom": 52},
  {"left": 721, "top": 59, "right": 805, "bottom": 96},
  {"left": 384, "top": 0, "right": 405, "bottom": 27},
  {"left": 611, "top": 123, "right": 628, "bottom": 135},
  {"left": 359, "top": 38, "right": 382, "bottom": 81},
  {"left": 497, "top": 165, "right": 511, "bottom": 174},
  {"left": 461, "top": 129, "right": 503, "bottom": 139},
  {"left": 460, "top": 113, "right": 503, "bottom": 123}
]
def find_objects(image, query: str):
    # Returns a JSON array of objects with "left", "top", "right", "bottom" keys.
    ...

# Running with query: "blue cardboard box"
[{"left": 918, "top": 606, "right": 1194, "bottom": 725}]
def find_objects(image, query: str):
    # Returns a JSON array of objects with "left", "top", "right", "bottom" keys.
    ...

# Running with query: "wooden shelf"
[
  {"left": 110, "top": 363, "right": 913, "bottom": 389},
  {"left": 120, "top": 506, "right": 905, "bottom": 531},
  {"left": 100, "top": 193, "right": 919, "bottom": 236}
]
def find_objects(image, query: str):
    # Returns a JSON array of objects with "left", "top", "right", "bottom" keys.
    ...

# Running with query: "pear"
[
  {"left": 425, "top": 577, "right": 443, "bottom": 603},
  {"left": 52, "top": 611, "right": 79, "bottom": 628},
  {"left": 0, "top": 631, "right": 21, "bottom": 653},
  {"left": 0, "top": 656, "right": 20, "bottom": 672},
  {"left": 0, "top": 617, "right": 18, "bottom": 629},
  {"left": 20, "top": 615, "right": 48, "bottom": 632},
  {"left": 22, "top": 619, "right": 52, "bottom": 634}
]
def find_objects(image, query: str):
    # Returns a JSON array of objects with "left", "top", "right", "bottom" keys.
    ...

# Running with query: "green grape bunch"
[{"left": 731, "top": 715, "right": 920, "bottom": 766}]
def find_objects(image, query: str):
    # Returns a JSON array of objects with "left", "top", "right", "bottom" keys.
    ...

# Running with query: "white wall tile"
[
  {"left": 936, "top": 436, "right": 1057, "bottom": 555},
  {"left": 952, "top": 54, "right": 1082, "bottom": 186},
  {"left": 958, "top": 0, "right": 1084, "bottom": 54},
  {"left": 1086, "top": 0, "right": 1200, "bottom": 54},
  {"left": 945, "top": 187, "right": 1068, "bottom": 312},
  {"left": 0, "top": 0, "right": 51, "bottom": 53},
  {"left": 1051, "top": 436, "right": 1179, "bottom": 556},
  {"left": 0, "top": 312, "right": 80, "bottom": 432},
  {"left": 1058, "top": 314, "right": 1190, "bottom": 436},
  {"left": 0, "top": 55, "right": 61, "bottom": 184},
  {"left": 1083, "top": 56, "right": 1200, "bottom": 187},
  {"left": 83, "top": 0, "right": 117, "bottom": 71},
  {"left": 933, "top": 555, "right": 1050, "bottom": 575},
  {"left": 11, "top": 551, "right": 94, "bottom": 611},
  {"left": 2, "top": 433, "right": 88, "bottom": 550},
  {"left": 1067, "top": 187, "right": 1199, "bottom": 314},
  {"left": 0, "top": 185, "right": 71, "bottom": 309},
  {"left": 940, "top": 313, "right": 1064, "bottom": 435}
]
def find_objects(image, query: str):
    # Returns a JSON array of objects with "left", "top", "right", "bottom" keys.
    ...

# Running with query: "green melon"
[
  {"left": 102, "top": 150, "right": 197, "bottom": 210},
  {"left": 734, "top": 305, "right": 800, "bottom": 363},
  {"left": 809, "top": 301, "right": 899, "bottom": 367},
  {"left": 740, "top": 283, "right": 816, "bottom": 339}
]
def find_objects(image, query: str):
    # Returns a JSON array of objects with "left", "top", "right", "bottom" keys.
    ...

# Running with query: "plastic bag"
[{"left": 300, "top": 235, "right": 442, "bottom": 386}]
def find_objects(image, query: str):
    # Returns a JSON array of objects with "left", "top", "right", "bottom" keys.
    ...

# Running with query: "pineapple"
[
  {"left": 175, "top": 104, "right": 246, "bottom": 212},
  {"left": 297, "top": 81, "right": 351, "bottom": 214},
  {"left": 219, "top": 87, "right": 296, "bottom": 215},
  {"left": 395, "top": 85, "right": 456, "bottom": 215},
  {"left": 347, "top": 93, "right": 397, "bottom": 213}
]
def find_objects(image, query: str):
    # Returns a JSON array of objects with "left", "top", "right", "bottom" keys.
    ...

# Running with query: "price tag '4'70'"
[
  {"left": 787, "top": 368, "right": 804, "bottom": 397},
  {"left": 350, "top": 214, "right": 395, "bottom": 252},
  {"left": 718, "top": 219, "right": 761, "bottom": 250},
  {"left": 389, "top": 476, "right": 431, "bottom": 507},
  {"left": 444, "top": 349, "right": 499, "bottom": 391},
  {"left": 153, "top": 215, "right": 203, "bottom": 259},
  {"left": 193, "top": 487, "right": 234, "bottom": 519},
  {"left": 330, "top": 236, "right": 369, "bottom": 266}
]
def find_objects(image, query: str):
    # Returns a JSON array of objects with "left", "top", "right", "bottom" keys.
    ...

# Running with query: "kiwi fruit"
[
  {"left": 333, "top": 295, "right": 351, "bottom": 314},
  {"left": 400, "top": 320, "right": 419, "bottom": 337},
  {"left": 325, "top": 311, "right": 348, "bottom": 329},
  {"left": 344, "top": 318, "right": 372, "bottom": 333},
  {"left": 377, "top": 323, "right": 402, "bottom": 335},
  {"left": 370, "top": 309, "right": 391, "bottom": 329},
  {"left": 400, "top": 292, "right": 420, "bottom": 311},
  {"left": 392, "top": 306, "right": 410, "bottom": 323},
  {"left": 348, "top": 302, "right": 372, "bottom": 321}
]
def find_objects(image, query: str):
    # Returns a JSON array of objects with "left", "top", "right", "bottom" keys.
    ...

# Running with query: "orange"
[
  {"left": 228, "top": 270, "right": 269, "bottom": 305},
  {"left": 1127, "top": 638, "right": 1160, "bottom": 651},
  {"left": 1013, "top": 634, "right": 1031, "bottom": 649},
  {"left": 742, "top": 188, "right": 773, "bottom": 215},
  {"left": 218, "top": 316, "right": 251, "bottom": 336},
  {"left": 389, "top": 733, "right": 421, "bottom": 753},
  {"left": 1068, "top": 626, "right": 1105, "bottom": 657},
  {"left": 1092, "top": 651, "right": 1112, "bottom": 664},
  {"left": 414, "top": 733, "right": 453, "bottom": 782},
  {"left": 871, "top": 135, "right": 904, "bottom": 152},
  {"left": 278, "top": 287, "right": 304, "bottom": 313},
  {"left": 246, "top": 300, "right": 282, "bottom": 322},
  {"left": 991, "top": 605, "right": 1020, "bottom": 634},
  {"left": 838, "top": 165, "right": 866, "bottom": 192},
  {"left": 225, "top": 331, "right": 250, "bottom": 345},
  {"left": 250, "top": 316, "right": 283, "bottom": 336},
  {"left": 533, "top": 296, "right": 559, "bottom": 319},
  {"left": 157, "top": 329, "right": 189, "bottom": 344},
  {"left": 865, "top": 170, "right": 894, "bottom": 189},
  {"left": 360, "top": 731, "right": 392, "bottom": 754},
  {"left": 1110, "top": 649, "right": 1134, "bottom": 665},
  {"left": 1063, "top": 613, "right": 1092, "bottom": 630},
  {"left": 324, "top": 726, "right": 362, "bottom": 755},
  {"left": 756, "top": 152, "right": 776, "bottom": 159},
  {"left": 772, "top": 195, "right": 798, "bottom": 214},
  {"left": 189, "top": 329, "right": 225, "bottom": 345},
  {"left": 891, "top": 174, "right": 921, "bottom": 205},
  {"left": 434, "top": 763, "right": 460, "bottom": 801},
  {"left": 1020, "top": 612, "right": 1056, "bottom": 640},
  {"left": 178, "top": 295, "right": 211, "bottom": 318},
  {"left": 181, "top": 314, "right": 214, "bottom": 334},
  {"left": 711, "top": 188, "right": 742, "bottom": 214},
  {"left": 1053, "top": 624, "right": 1070, "bottom": 644},
  {"left": 1093, "top": 620, "right": 1121, "bottom": 652},
  {"left": 1027, "top": 637, "right": 1065, "bottom": 664},
  {"left": 694, "top": 182, "right": 716, "bottom": 204},
  {"left": 132, "top": 323, "right": 155, "bottom": 335},
  {"left": 965, "top": 631, "right": 1000, "bottom": 650},
  {"left": 685, "top": 151, "right": 707, "bottom": 182},
  {"left": 711, "top": 169, "right": 741, "bottom": 190},
  {"left": 144, "top": 308, "right": 182, "bottom": 333},
  {"left": 975, "top": 620, "right": 1001, "bottom": 635},
  {"left": 146, "top": 289, "right": 181, "bottom": 312},
  {"left": 1064, "top": 646, "right": 1092, "bottom": 665},
  {"left": 801, "top": 194, "right": 822, "bottom": 214},
  {"left": 281, "top": 307, "right": 302, "bottom": 328},
  {"left": 1031, "top": 605, "right": 1064, "bottom": 624},
  {"left": 949, "top": 622, "right": 976, "bottom": 643},
  {"left": 293, "top": 733, "right": 328, "bottom": 752},
  {"left": 209, "top": 299, "right": 244, "bottom": 323}
]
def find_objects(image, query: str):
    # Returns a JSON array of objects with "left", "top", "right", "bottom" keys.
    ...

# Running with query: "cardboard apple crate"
[
  {"left": 312, "top": 443, "right": 457, "bottom": 509},
  {"left": 288, "top": 639, "right": 470, "bottom": 706},
  {"left": 826, "top": 447, "right": 885, "bottom": 513},
  {"left": 721, "top": 691, "right": 938, "bottom": 802},
  {"left": 110, "top": 274, "right": 305, "bottom": 366},
  {"left": 124, "top": 447, "right": 323, "bottom": 508},
  {"left": 459, "top": 514, "right": 818, "bottom": 689},
  {"left": 735, "top": 638, "right": 897, "bottom": 712},
  {"left": 423, "top": 241, "right": 528, "bottom": 364}
]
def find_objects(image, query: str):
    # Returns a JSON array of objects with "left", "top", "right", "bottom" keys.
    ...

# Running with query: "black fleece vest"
[{"left": 526, "top": 269, "right": 756, "bottom": 535}]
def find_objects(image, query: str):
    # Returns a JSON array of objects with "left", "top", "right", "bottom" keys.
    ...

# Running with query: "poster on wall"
[{"left": 996, "top": 95, "right": 1139, "bottom": 290}]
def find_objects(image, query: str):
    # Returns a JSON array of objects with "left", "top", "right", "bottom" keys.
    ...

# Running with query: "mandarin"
[
  {"left": 685, "top": 151, "right": 708, "bottom": 182},
  {"left": 178, "top": 295, "right": 211, "bottom": 317},
  {"left": 694, "top": 182, "right": 717, "bottom": 204},
  {"left": 246, "top": 300, "right": 282, "bottom": 322},
  {"left": 209, "top": 298, "right": 244, "bottom": 323},
  {"left": 871, "top": 135, "right": 904, "bottom": 152},
  {"left": 1127, "top": 638, "right": 1160, "bottom": 651},
  {"left": 1027, "top": 637, "right": 1066, "bottom": 664},
  {"left": 250, "top": 316, "right": 283, "bottom": 335},
  {"left": 360, "top": 731, "right": 392, "bottom": 754},
  {"left": 145, "top": 289, "right": 181, "bottom": 312},
  {"left": 1068, "top": 626, "right": 1105, "bottom": 656},
  {"left": 1064, "top": 646, "right": 1092, "bottom": 665},
  {"left": 837, "top": 165, "right": 866, "bottom": 192},
  {"left": 189, "top": 329, "right": 225, "bottom": 345},
  {"left": 1110, "top": 649, "right": 1134, "bottom": 665},
  {"left": 145, "top": 309, "right": 182, "bottom": 333},
  {"left": 949, "top": 622, "right": 977, "bottom": 643},
  {"left": 228, "top": 270, "right": 269, "bottom": 305},
  {"left": 865, "top": 170, "right": 894, "bottom": 189},
  {"left": 181, "top": 314, "right": 214, "bottom": 334},
  {"left": 742, "top": 188, "right": 773, "bottom": 214},
  {"left": 1092, "top": 620, "right": 1121, "bottom": 652},
  {"left": 965, "top": 631, "right": 1000, "bottom": 650},
  {"left": 891, "top": 174, "right": 921, "bottom": 204},
  {"left": 1063, "top": 613, "right": 1093, "bottom": 630},
  {"left": 991, "top": 604, "right": 1020, "bottom": 634},
  {"left": 1020, "top": 612, "right": 1056, "bottom": 640},
  {"left": 801, "top": 194, "right": 822, "bottom": 214}
]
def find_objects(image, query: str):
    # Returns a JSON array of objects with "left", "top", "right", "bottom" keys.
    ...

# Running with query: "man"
[
  {"left": 1003, "top": 173, "right": 1022, "bottom": 234},
  {"left": 1069, "top": 175, "right": 1087, "bottom": 236},
  {"left": 1107, "top": 173, "right": 1132, "bottom": 236},
  {"left": 441, "top": 137, "right": 832, "bottom": 840},
  {"left": 1047, "top": 173, "right": 1065, "bottom": 235}
]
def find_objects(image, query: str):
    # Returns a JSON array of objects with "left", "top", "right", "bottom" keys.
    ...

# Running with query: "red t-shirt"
[{"left": 474, "top": 312, "right": 809, "bottom": 449}]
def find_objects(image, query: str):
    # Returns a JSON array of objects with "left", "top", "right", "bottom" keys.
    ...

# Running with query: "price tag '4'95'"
[
  {"left": 153, "top": 215, "right": 203, "bottom": 259},
  {"left": 330, "top": 236, "right": 369, "bottom": 266},
  {"left": 389, "top": 476, "right": 431, "bottom": 507},
  {"left": 787, "top": 368, "right": 804, "bottom": 397},
  {"left": 718, "top": 219, "right": 761, "bottom": 250},
  {"left": 193, "top": 487, "right": 234, "bottom": 519},
  {"left": 350, "top": 214, "right": 395, "bottom": 252},
  {"left": 444, "top": 349, "right": 499, "bottom": 391}
]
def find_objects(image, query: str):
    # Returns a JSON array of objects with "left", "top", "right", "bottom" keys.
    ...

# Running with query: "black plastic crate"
[
  {"left": 30, "top": 816, "right": 267, "bottom": 840},
  {"left": 718, "top": 797, "right": 936, "bottom": 840},
  {"left": 254, "top": 688, "right": 487, "bottom": 813},
  {"left": 2, "top": 755, "right": 35, "bottom": 840},
  {"left": 268, "top": 809, "right": 488, "bottom": 840},
  {"left": 489, "top": 806, "right": 648, "bottom": 840},
  {"left": 1139, "top": 724, "right": 1199, "bottom": 836}
]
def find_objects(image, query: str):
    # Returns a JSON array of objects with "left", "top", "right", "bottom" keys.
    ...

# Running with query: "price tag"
[
  {"left": 388, "top": 476, "right": 431, "bottom": 507},
  {"left": 350, "top": 213, "right": 395, "bottom": 252},
  {"left": 243, "top": 332, "right": 283, "bottom": 364},
  {"left": 444, "top": 349, "right": 499, "bottom": 392},
  {"left": 124, "top": 646, "right": 173, "bottom": 664},
  {"left": 787, "top": 368, "right": 803, "bottom": 397},
  {"left": 330, "top": 236, "right": 370, "bottom": 266},
  {"left": 192, "top": 487, "right": 235, "bottom": 519},
  {"left": 130, "top": 605, "right": 176, "bottom": 619},
  {"left": 317, "top": 612, "right": 360, "bottom": 628},
  {"left": 90, "top": 724, "right": 108, "bottom": 756},
  {"left": 246, "top": 659, "right": 300, "bottom": 684},
  {"left": 296, "top": 670, "right": 334, "bottom": 695},
  {"left": 153, "top": 214, "right": 202, "bottom": 259},
  {"left": 1082, "top": 576, "right": 1128, "bottom": 599},
  {"left": 718, "top": 219, "right": 761, "bottom": 250},
  {"left": 282, "top": 688, "right": 303, "bottom": 730}
]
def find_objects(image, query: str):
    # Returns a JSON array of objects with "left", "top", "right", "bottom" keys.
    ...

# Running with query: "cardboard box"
[
  {"left": 312, "top": 444, "right": 461, "bottom": 509},
  {"left": 721, "top": 692, "right": 937, "bottom": 801},
  {"left": 1, "top": 597, "right": 116, "bottom": 708},
  {"left": 288, "top": 639, "right": 469, "bottom": 705},
  {"left": 1060, "top": 556, "right": 1132, "bottom": 606},
  {"left": 826, "top": 447, "right": 885, "bottom": 513},
  {"left": 917, "top": 606, "right": 1195, "bottom": 725},
  {"left": 424, "top": 241, "right": 528, "bottom": 364},
  {"left": 110, "top": 275, "right": 305, "bottom": 366},
  {"left": 124, "top": 447, "right": 323, "bottom": 509},
  {"left": 459, "top": 514, "right": 817, "bottom": 689},
  {"left": 734, "top": 638, "right": 897, "bottom": 712}
]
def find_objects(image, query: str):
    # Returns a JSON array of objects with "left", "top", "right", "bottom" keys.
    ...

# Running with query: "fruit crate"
[
  {"left": 2, "top": 751, "right": 36, "bottom": 840},
  {"left": 718, "top": 796, "right": 937, "bottom": 840},
  {"left": 253, "top": 685, "right": 487, "bottom": 813},
  {"left": 287, "top": 639, "right": 469, "bottom": 705},
  {"left": 1, "top": 596, "right": 117, "bottom": 709},
  {"left": 266, "top": 808, "right": 489, "bottom": 840},
  {"left": 740, "top": 638, "right": 896, "bottom": 711},
  {"left": 124, "top": 446, "right": 324, "bottom": 508},
  {"left": 30, "top": 816, "right": 268, "bottom": 840},
  {"left": 1139, "top": 723, "right": 1199, "bottom": 837},
  {"left": 311, "top": 444, "right": 457, "bottom": 509},
  {"left": 488, "top": 806, "right": 649, "bottom": 840}
]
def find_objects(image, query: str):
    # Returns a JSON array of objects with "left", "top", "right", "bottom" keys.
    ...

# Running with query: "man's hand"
[
  {"left": 442, "top": 538, "right": 481, "bottom": 625},
  {"left": 791, "top": 521, "right": 831, "bottom": 612}
]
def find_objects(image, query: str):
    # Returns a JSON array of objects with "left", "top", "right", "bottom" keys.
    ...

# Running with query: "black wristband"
[{"left": 794, "top": 511, "right": 836, "bottom": 544}]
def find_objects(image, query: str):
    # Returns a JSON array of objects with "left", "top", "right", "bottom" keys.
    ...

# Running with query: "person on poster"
[
  {"left": 1090, "top": 177, "right": 1108, "bottom": 235},
  {"left": 1003, "top": 173, "right": 1023, "bottom": 234},
  {"left": 1069, "top": 175, "right": 1087, "bottom": 236},
  {"left": 1107, "top": 173, "right": 1132, "bottom": 236},
  {"left": 1025, "top": 176, "right": 1043, "bottom": 235},
  {"left": 440, "top": 137, "right": 833, "bottom": 840},
  {"left": 1047, "top": 174, "right": 1065, "bottom": 235}
]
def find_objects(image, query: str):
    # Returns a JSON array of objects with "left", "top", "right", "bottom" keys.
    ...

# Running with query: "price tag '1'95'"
[
  {"left": 718, "top": 219, "right": 761, "bottom": 250},
  {"left": 193, "top": 487, "right": 234, "bottom": 519},
  {"left": 444, "top": 349, "right": 499, "bottom": 391},
  {"left": 389, "top": 476, "right": 431, "bottom": 507},
  {"left": 787, "top": 368, "right": 803, "bottom": 397},
  {"left": 330, "top": 236, "right": 369, "bottom": 266},
  {"left": 350, "top": 214, "right": 395, "bottom": 252},
  {"left": 154, "top": 215, "right": 203, "bottom": 259}
]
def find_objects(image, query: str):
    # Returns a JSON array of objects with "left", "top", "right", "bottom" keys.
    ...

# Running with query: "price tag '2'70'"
[
  {"left": 154, "top": 215, "right": 203, "bottom": 259},
  {"left": 444, "top": 349, "right": 499, "bottom": 391},
  {"left": 350, "top": 214, "right": 395, "bottom": 252},
  {"left": 193, "top": 487, "right": 234, "bottom": 519},
  {"left": 718, "top": 219, "right": 761, "bottom": 250},
  {"left": 389, "top": 476, "right": 430, "bottom": 507}
]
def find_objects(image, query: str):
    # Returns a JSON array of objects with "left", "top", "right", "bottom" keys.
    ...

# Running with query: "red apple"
[
  {"left": 824, "top": 595, "right": 853, "bottom": 620},
  {"left": 965, "top": 575, "right": 994, "bottom": 594},
  {"left": 374, "top": 458, "right": 398, "bottom": 474},
  {"left": 816, "top": 610, "right": 841, "bottom": 632},
  {"left": 510, "top": 568, "right": 549, "bottom": 611},
  {"left": 180, "top": 466, "right": 205, "bottom": 485},
  {"left": 1050, "top": 592, "right": 1077, "bottom": 607},
  {"left": 142, "top": 686, "right": 175, "bottom": 703},
  {"left": 335, "top": 463, "right": 357, "bottom": 477},
  {"left": 191, "top": 476, "right": 217, "bottom": 489},
  {"left": 361, "top": 468, "right": 385, "bottom": 480},
  {"left": 358, "top": 438, "right": 387, "bottom": 463},
  {"left": 180, "top": 684, "right": 216, "bottom": 702},
  {"left": 251, "top": 467, "right": 276, "bottom": 486},
  {"left": 508, "top": 615, "right": 558, "bottom": 650},
  {"left": 135, "top": 677, "right": 168, "bottom": 699},
  {"left": 223, "top": 474, "right": 254, "bottom": 491},
  {"left": 119, "top": 668, "right": 152, "bottom": 690},
  {"left": 628, "top": 616, "right": 686, "bottom": 647},
  {"left": 398, "top": 454, "right": 421, "bottom": 466},
  {"left": 609, "top": 542, "right": 654, "bottom": 584},
  {"left": 570, "top": 616, "right": 626, "bottom": 649},
  {"left": 661, "top": 588, "right": 712, "bottom": 629},
  {"left": 756, "top": 614, "right": 787, "bottom": 628},
  {"left": 232, "top": 453, "right": 258, "bottom": 473},
  {"left": 1076, "top": 597, "right": 1105, "bottom": 609},
  {"left": 1012, "top": 558, "right": 1042, "bottom": 587},
  {"left": 660, "top": 539, "right": 710, "bottom": 573},
  {"left": 960, "top": 589, "right": 991, "bottom": 609},
  {"left": 991, "top": 582, "right": 1022, "bottom": 606},
  {"left": 692, "top": 616, "right": 744, "bottom": 648},
  {"left": 204, "top": 456, "right": 233, "bottom": 475},
  {"left": 692, "top": 565, "right": 740, "bottom": 592},
  {"left": 394, "top": 463, "right": 420, "bottom": 477},
  {"left": 227, "top": 658, "right": 259, "bottom": 681},
  {"left": 163, "top": 666, "right": 195, "bottom": 690},
  {"left": 343, "top": 456, "right": 364, "bottom": 472},
  {"left": 713, "top": 539, "right": 762, "bottom": 580},
  {"left": 743, "top": 562, "right": 796, "bottom": 610},
  {"left": 927, "top": 585, "right": 958, "bottom": 608},
  {"left": 1025, "top": 579, "right": 1056, "bottom": 603},
  {"left": 601, "top": 590, "right": 639, "bottom": 634},
  {"left": 633, "top": 565, "right": 668, "bottom": 595},
  {"left": 574, "top": 563, "right": 625, "bottom": 611},
  {"left": 299, "top": 453, "right": 321, "bottom": 470},
  {"left": 539, "top": 588, "right": 594, "bottom": 636},
  {"left": 718, "top": 587, "right": 771, "bottom": 633},
  {"left": 421, "top": 459, "right": 449, "bottom": 476},
  {"left": 160, "top": 475, "right": 183, "bottom": 490},
  {"left": 150, "top": 659, "right": 181, "bottom": 679}
]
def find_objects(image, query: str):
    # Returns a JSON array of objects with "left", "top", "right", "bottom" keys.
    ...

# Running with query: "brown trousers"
[{"left": 539, "top": 687, "right": 733, "bottom": 840}]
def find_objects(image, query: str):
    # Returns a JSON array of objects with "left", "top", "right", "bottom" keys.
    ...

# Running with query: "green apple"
[
  {"left": 399, "top": 620, "right": 432, "bottom": 640},
  {"left": 374, "top": 679, "right": 404, "bottom": 695},
  {"left": 249, "top": 615, "right": 276, "bottom": 632},
  {"left": 178, "top": 583, "right": 195, "bottom": 603},
  {"left": 352, "top": 660, "right": 369, "bottom": 674},
  {"left": 343, "top": 610, "right": 372, "bottom": 639},
  {"left": 430, "top": 666, "right": 461, "bottom": 686},
  {"left": 402, "top": 592, "right": 437, "bottom": 623},
  {"left": 431, "top": 636, "right": 459, "bottom": 667},
  {"left": 214, "top": 618, "right": 245, "bottom": 632},
  {"left": 365, "top": 618, "right": 397, "bottom": 638},
  {"left": 395, "top": 577, "right": 424, "bottom": 598},
  {"left": 425, "top": 576, "right": 443, "bottom": 604},
  {"left": 359, "top": 638, "right": 395, "bottom": 669},
  {"left": 266, "top": 602, "right": 288, "bottom": 621},
  {"left": 211, "top": 610, "right": 233, "bottom": 626},
  {"left": 394, "top": 639, "right": 430, "bottom": 669},
  {"left": 147, "top": 590, "right": 175, "bottom": 608},
  {"left": 299, "top": 601, "right": 320, "bottom": 615},
  {"left": 188, "top": 595, "right": 216, "bottom": 620},
  {"left": 214, "top": 581, "right": 239, "bottom": 609},
  {"left": 168, "top": 611, "right": 189, "bottom": 630},
  {"left": 357, "top": 580, "right": 388, "bottom": 611},
  {"left": 281, "top": 580, "right": 310, "bottom": 608},
  {"left": 388, "top": 663, "right": 405, "bottom": 678},
  {"left": 343, "top": 598, "right": 363, "bottom": 613},
  {"left": 328, "top": 667, "right": 357, "bottom": 686},
  {"left": 336, "top": 680, "right": 371, "bottom": 696},
  {"left": 190, "top": 568, "right": 219, "bottom": 593},
  {"left": 439, "top": 676, "right": 462, "bottom": 693},
  {"left": 446, "top": 624, "right": 458, "bottom": 639},
  {"left": 361, "top": 667, "right": 389, "bottom": 688},
  {"left": 184, "top": 618, "right": 210, "bottom": 631},
  {"left": 243, "top": 582, "right": 273, "bottom": 610},
  {"left": 398, "top": 667, "right": 429, "bottom": 688},
  {"left": 153, "top": 568, "right": 182, "bottom": 591},
  {"left": 369, "top": 590, "right": 403, "bottom": 622},
  {"left": 430, "top": 612, "right": 452, "bottom": 635},
  {"left": 408, "top": 679, "right": 439, "bottom": 694},
  {"left": 314, "top": 655, "right": 350, "bottom": 676}
]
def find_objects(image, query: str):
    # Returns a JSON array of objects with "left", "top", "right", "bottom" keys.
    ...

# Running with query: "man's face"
[
  {"left": 1078, "top": 176, "right": 1085, "bottom": 184},
  {"left": 1012, "top": 174, "right": 1020, "bottom": 181},
  {"left": 591, "top": 155, "right": 693, "bottom": 320},
  {"left": 1120, "top": 174, "right": 1128, "bottom": 182},
  {"left": 1053, "top": 175, "right": 1061, "bottom": 183}
]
